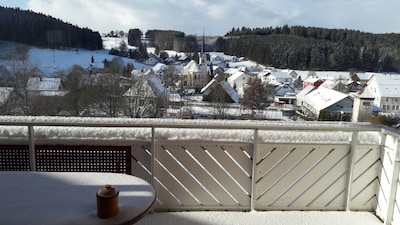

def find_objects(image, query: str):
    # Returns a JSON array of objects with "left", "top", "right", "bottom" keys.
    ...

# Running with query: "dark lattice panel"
[
  {"left": 0, "top": 145, "right": 30, "bottom": 171},
  {"left": 36, "top": 145, "right": 131, "bottom": 173}
]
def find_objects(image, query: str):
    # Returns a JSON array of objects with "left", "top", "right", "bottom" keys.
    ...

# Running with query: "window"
[{"left": 362, "top": 102, "right": 370, "bottom": 106}]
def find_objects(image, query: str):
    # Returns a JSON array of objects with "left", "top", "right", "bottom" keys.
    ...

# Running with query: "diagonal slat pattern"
[
  {"left": 153, "top": 142, "right": 252, "bottom": 210},
  {"left": 255, "top": 144, "right": 351, "bottom": 210},
  {"left": 350, "top": 146, "right": 380, "bottom": 210},
  {"left": 131, "top": 143, "right": 152, "bottom": 182}
]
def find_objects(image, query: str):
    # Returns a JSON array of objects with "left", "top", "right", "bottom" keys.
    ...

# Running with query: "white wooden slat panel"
[
  {"left": 393, "top": 175, "right": 400, "bottom": 225},
  {"left": 350, "top": 146, "right": 380, "bottom": 210},
  {"left": 256, "top": 147, "right": 316, "bottom": 206},
  {"left": 256, "top": 145, "right": 348, "bottom": 209},
  {"left": 377, "top": 148, "right": 395, "bottom": 217},
  {"left": 182, "top": 144, "right": 246, "bottom": 206},
  {"left": 153, "top": 178, "right": 183, "bottom": 208},
  {"left": 165, "top": 145, "right": 226, "bottom": 206},
  {"left": 221, "top": 144, "right": 253, "bottom": 175},
  {"left": 131, "top": 143, "right": 151, "bottom": 180},
  {"left": 350, "top": 179, "right": 378, "bottom": 210},
  {"left": 255, "top": 145, "right": 300, "bottom": 190},
  {"left": 312, "top": 174, "right": 347, "bottom": 208},
  {"left": 204, "top": 145, "right": 252, "bottom": 194},
  {"left": 155, "top": 146, "right": 201, "bottom": 206},
  {"left": 154, "top": 167, "right": 195, "bottom": 206},
  {"left": 131, "top": 143, "right": 151, "bottom": 168},
  {"left": 275, "top": 145, "right": 348, "bottom": 208},
  {"left": 261, "top": 146, "right": 339, "bottom": 208},
  {"left": 293, "top": 155, "right": 349, "bottom": 209},
  {"left": 255, "top": 145, "right": 292, "bottom": 182},
  {"left": 273, "top": 150, "right": 335, "bottom": 207}
]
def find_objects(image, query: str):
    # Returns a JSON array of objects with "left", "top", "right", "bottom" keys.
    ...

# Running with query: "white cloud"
[{"left": 24, "top": 0, "right": 400, "bottom": 35}]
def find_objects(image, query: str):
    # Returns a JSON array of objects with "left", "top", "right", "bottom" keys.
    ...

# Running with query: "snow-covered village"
[
  {"left": 1, "top": 2, "right": 400, "bottom": 225},
  {"left": 1, "top": 33, "right": 400, "bottom": 128}
]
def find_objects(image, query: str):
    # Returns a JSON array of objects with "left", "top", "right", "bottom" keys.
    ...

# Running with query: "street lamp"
[{"left": 340, "top": 111, "right": 344, "bottom": 122}]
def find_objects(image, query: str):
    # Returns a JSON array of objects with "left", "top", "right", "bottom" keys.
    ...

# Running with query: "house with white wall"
[
  {"left": 227, "top": 70, "right": 248, "bottom": 97},
  {"left": 26, "top": 76, "right": 67, "bottom": 97},
  {"left": 365, "top": 74, "right": 400, "bottom": 114},
  {"left": 301, "top": 86, "right": 353, "bottom": 120},
  {"left": 181, "top": 60, "right": 209, "bottom": 90},
  {"left": 260, "top": 70, "right": 293, "bottom": 85}
]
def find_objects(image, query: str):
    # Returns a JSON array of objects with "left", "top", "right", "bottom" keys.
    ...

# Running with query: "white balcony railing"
[{"left": 0, "top": 116, "right": 399, "bottom": 225}]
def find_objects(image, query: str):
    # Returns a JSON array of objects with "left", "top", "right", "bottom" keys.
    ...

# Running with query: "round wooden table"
[{"left": 0, "top": 172, "right": 156, "bottom": 225}]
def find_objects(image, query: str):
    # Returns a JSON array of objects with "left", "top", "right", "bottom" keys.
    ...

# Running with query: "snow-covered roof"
[
  {"left": 146, "top": 74, "right": 166, "bottom": 97},
  {"left": 356, "top": 88, "right": 375, "bottom": 99},
  {"left": 270, "top": 71, "right": 292, "bottom": 79},
  {"left": 169, "top": 93, "right": 182, "bottom": 102},
  {"left": 26, "top": 77, "right": 62, "bottom": 91},
  {"left": 224, "top": 68, "right": 241, "bottom": 75},
  {"left": 274, "top": 84, "right": 295, "bottom": 96},
  {"left": 227, "top": 71, "right": 247, "bottom": 87},
  {"left": 220, "top": 80, "right": 240, "bottom": 103},
  {"left": 315, "top": 71, "right": 350, "bottom": 81},
  {"left": 303, "top": 86, "right": 349, "bottom": 111},
  {"left": 369, "top": 74, "right": 400, "bottom": 97},
  {"left": 152, "top": 63, "right": 167, "bottom": 73},
  {"left": 38, "top": 91, "right": 68, "bottom": 97},
  {"left": 303, "top": 76, "right": 322, "bottom": 83},
  {"left": 319, "top": 79, "right": 335, "bottom": 89},
  {"left": 356, "top": 72, "right": 373, "bottom": 81},
  {"left": 296, "top": 85, "right": 317, "bottom": 100},
  {"left": 184, "top": 60, "right": 200, "bottom": 74},
  {"left": 201, "top": 79, "right": 240, "bottom": 103}
]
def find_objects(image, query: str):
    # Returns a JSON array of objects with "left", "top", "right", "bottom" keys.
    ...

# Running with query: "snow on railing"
[{"left": 0, "top": 116, "right": 399, "bottom": 225}]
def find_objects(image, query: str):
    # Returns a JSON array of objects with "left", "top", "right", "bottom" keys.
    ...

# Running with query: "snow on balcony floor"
[{"left": 135, "top": 211, "right": 383, "bottom": 225}]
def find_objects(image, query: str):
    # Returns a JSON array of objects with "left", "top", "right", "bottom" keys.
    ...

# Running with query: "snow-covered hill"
[{"left": 0, "top": 36, "right": 153, "bottom": 77}]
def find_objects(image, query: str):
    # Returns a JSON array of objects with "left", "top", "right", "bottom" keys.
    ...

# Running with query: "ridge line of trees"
[
  {"left": 0, "top": 6, "right": 102, "bottom": 50},
  {"left": 217, "top": 25, "right": 400, "bottom": 72}
]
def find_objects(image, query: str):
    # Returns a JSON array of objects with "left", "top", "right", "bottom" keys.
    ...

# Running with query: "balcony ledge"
[{"left": 136, "top": 211, "right": 383, "bottom": 225}]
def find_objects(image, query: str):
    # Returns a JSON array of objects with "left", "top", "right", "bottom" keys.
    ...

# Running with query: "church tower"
[
  {"left": 198, "top": 29, "right": 211, "bottom": 85},
  {"left": 199, "top": 30, "right": 207, "bottom": 65}
]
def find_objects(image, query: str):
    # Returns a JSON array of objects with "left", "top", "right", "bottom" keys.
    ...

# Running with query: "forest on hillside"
[
  {"left": 0, "top": 7, "right": 102, "bottom": 50},
  {"left": 215, "top": 26, "right": 400, "bottom": 72},
  {"left": 2, "top": 6, "right": 400, "bottom": 72}
]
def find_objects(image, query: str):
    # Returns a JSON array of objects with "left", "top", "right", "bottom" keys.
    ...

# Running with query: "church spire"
[{"left": 199, "top": 28, "right": 206, "bottom": 65}]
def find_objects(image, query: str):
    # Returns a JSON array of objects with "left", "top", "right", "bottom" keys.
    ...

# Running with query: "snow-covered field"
[
  {"left": 28, "top": 36, "right": 153, "bottom": 76},
  {"left": 0, "top": 36, "right": 263, "bottom": 78}
]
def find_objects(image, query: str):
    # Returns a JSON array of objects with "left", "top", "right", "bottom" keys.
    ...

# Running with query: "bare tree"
[
  {"left": 209, "top": 87, "right": 230, "bottom": 119},
  {"left": 62, "top": 65, "right": 98, "bottom": 116},
  {"left": 124, "top": 76, "right": 157, "bottom": 118},
  {"left": 97, "top": 73, "right": 125, "bottom": 117},
  {"left": 162, "top": 65, "right": 181, "bottom": 88},
  {"left": 240, "top": 77, "right": 272, "bottom": 119},
  {"left": 4, "top": 44, "right": 36, "bottom": 115}
]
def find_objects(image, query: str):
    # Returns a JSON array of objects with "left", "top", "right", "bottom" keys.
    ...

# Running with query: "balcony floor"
[{"left": 136, "top": 211, "right": 383, "bottom": 225}]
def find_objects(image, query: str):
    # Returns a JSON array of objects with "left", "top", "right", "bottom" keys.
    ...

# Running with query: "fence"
[{"left": 0, "top": 117, "right": 398, "bottom": 224}]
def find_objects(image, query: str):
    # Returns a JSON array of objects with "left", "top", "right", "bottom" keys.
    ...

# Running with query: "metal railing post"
[
  {"left": 28, "top": 125, "right": 36, "bottom": 171},
  {"left": 345, "top": 131, "right": 358, "bottom": 211},
  {"left": 384, "top": 136, "right": 400, "bottom": 225},
  {"left": 150, "top": 127, "right": 155, "bottom": 186},
  {"left": 251, "top": 129, "right": 258, "bottom": 211}
]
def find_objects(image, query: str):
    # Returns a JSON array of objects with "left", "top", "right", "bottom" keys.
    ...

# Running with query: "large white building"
[{"left": 365, "top": 74, "right": 400, "bottom": 114}]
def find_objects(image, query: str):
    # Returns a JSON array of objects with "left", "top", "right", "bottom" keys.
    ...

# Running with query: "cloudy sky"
[{"left": 1, "top": 0, "right": 399, "bottom": 36}]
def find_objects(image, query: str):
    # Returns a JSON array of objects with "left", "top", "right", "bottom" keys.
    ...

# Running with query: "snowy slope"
[{"left": 0, "top": 37, "right": 152, "bottom": 77}]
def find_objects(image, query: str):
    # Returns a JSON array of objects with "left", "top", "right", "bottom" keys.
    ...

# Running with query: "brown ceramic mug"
[{"left": 96, "top": 184, "right": 119, "bottom": 218}]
